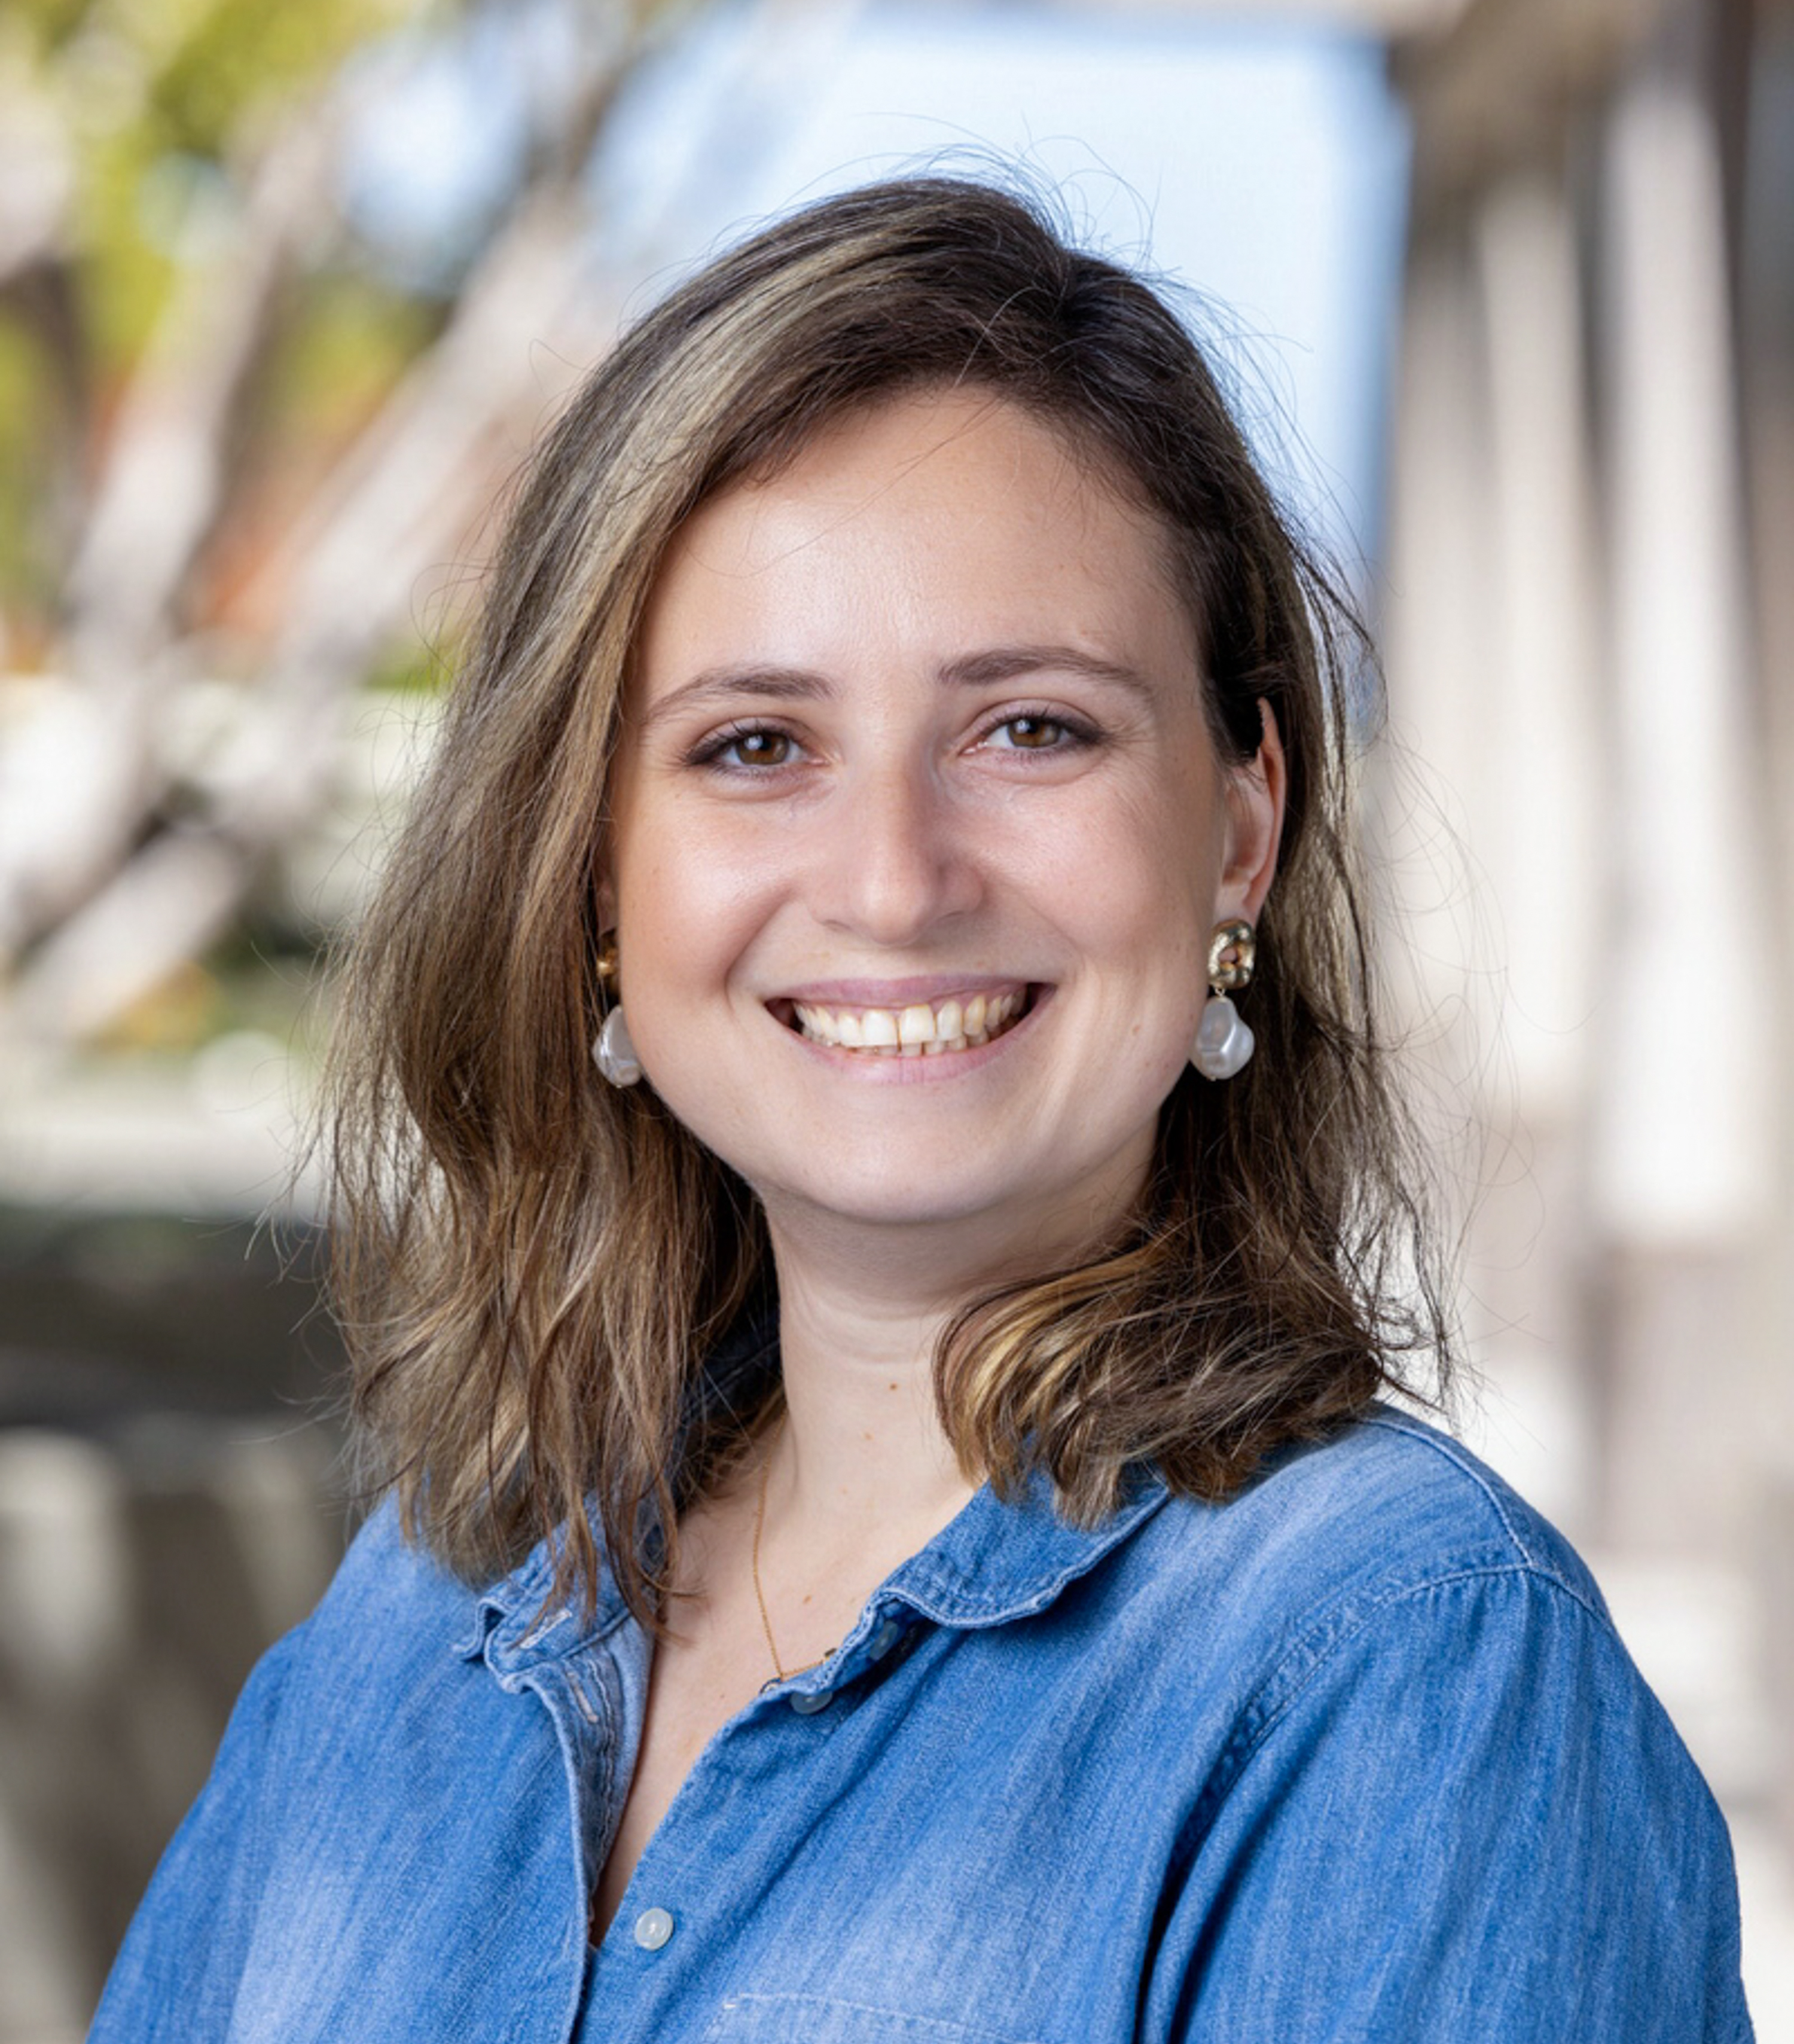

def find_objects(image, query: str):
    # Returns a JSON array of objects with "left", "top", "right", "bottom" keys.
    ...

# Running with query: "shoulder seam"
[{"left": 1360, "top": 1413, "right": 1541, "bottom": 1568}]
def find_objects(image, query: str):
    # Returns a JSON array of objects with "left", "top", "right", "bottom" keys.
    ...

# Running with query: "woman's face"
[{"left": 605, "top": 388, "right": 1281, "bottom": 1274}]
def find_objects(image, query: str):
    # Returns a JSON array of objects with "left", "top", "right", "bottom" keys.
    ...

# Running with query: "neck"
[
  {"left": 745, "top": 1116, "right": 1154, "bottom": 1540},
  {"left": 764, "top": 1247, "right": 975, "bottom": 1536},
  {"left": 753, "top": 1182, "right": 1132, "bottom": 1534}
]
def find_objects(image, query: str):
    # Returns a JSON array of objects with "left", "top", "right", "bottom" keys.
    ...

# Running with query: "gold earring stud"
[{"left": 1206, "top": 917, "right": 1255, "bottom": 994}]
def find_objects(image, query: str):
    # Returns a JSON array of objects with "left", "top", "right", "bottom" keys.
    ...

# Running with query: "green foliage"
[
  {"left": 5, "top": 0, "right": 91, "bottom": 53},
  {"left": 40, "top": 0, "right": 429, "bottom": 364},
  {"left": 0, "top": 316, "right": 54, "bottom": 617},
  {"left": 268, "top": 271, "right": 446, "bottom": 442},
  {"left": 13, "top": 0, "right": 429, "bottom": 144},
  {"left": 365, "top": 626, "right": 464, "bottom": 697},
  {"left": 151, "top": 0, "right": 411, "bottom": 153},
  {"left": 0, "top": 0, "right": 458, "bottom": 616}
]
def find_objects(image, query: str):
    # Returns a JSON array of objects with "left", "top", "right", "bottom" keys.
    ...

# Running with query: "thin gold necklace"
[{"left": 751, "top": 1426, "right": 831, "bottom": 1685}]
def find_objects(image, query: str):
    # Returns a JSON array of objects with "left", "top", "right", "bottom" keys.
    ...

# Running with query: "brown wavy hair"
[{"left": 324, "top": 175, "right": 1453, "bottom": 1619}]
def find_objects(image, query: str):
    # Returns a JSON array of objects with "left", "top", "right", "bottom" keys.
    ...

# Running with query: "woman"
[{"left": 93, "top": 178, "right": 1752, "bottom": 2040}]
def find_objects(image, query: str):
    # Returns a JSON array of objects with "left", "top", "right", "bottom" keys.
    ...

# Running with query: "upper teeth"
[{"left": 791, "top": 989, "right": 1026, "bottom": 1056}]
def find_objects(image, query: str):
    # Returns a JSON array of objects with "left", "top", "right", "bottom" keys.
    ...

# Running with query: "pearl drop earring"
[
  {"left": 591, "top": 938, "right": 642, "bottom": 1088},
  {"left": 1190, "top": 919, "right": 1256, "bottom": 1081}
]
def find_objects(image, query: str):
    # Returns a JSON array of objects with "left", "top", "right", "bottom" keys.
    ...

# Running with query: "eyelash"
[{"left": 687, "top": 708, "right": 1102, "bottom": 773}]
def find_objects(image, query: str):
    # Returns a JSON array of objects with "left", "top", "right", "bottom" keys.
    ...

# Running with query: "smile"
[{"left": 782, "top": 986, "right": 1031, "bottom": 1057}]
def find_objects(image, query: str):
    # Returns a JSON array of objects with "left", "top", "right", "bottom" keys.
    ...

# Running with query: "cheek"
[
  {"left": 613, "top": 813, "right": 776, "bottom": 1017},
  {"left": 1045, "top": 777, "right": 1222, "bottom": 956}
]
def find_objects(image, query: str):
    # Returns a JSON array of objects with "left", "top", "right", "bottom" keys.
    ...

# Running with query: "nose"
[{"left": 811, "top": 758, "right": 983, "bottom": 947}]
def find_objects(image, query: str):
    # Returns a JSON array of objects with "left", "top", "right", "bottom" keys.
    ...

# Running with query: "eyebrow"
[{"left": 637, "top": 644, "right": 1158, "bottom": 731}]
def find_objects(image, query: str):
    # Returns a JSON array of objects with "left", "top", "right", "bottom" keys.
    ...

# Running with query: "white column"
[{"left": 1598, "top": 59, "right": 1774, "bottom": 1247}]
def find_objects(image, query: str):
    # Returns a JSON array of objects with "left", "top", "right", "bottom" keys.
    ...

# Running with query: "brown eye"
[
  {"left": 727, "top": 730, "right": 792, "bottom": 766},
  {"left": 999, "top": 715, "right": 1064, "bottom": 749}
]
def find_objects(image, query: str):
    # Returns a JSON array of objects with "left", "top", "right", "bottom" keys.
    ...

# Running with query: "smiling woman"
[
  {"left": 91, "top": 179, "right": 1753, "bottom": 2041},
  {"left": 608, "top": 390, "right": 1276, "bottom": 1249}
]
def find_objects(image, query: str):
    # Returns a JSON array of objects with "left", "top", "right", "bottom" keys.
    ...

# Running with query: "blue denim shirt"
[{"left": 93, "top": 1408, "right": 1752, "bottom": 2042}]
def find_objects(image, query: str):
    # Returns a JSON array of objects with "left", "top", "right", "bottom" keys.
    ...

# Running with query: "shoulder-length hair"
[{"left": 326, "top": 175, "right": 1453, "bottom": 1619}]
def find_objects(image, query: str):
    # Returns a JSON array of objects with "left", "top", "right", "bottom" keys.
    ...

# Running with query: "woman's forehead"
[
  {"left": 712, "top": 383, "right": 1159, "bottom": 538},
  {"left": 637, "top": 394, "right": 1209, "bottom": 707},
  {"left": 637, "top": 389, "right": 1195, "bottom": 681}
]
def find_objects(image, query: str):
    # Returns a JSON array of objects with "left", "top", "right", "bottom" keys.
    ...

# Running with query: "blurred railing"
[{"left": 0, "top": 1206, "right": 347, "bottom": 2039}]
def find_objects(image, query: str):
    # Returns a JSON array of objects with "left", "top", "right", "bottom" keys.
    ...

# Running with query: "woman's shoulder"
[
  {"left": 1260, "top": 1401, "right": 1598, "bottom": 1588},
  {"left": 91, "top": 1501, "right": 594, "bottom": 2041},
  {"left": 255, "top": 1494, "right": 535, "bottom": 1734},
  {"left": 1119, "top": 1412, "right": 1750, "bottom": 2038},
  {"left": 297, "top": 1494, "right": 484, "bottom": 1653},
  {"left": 1126, "top": 1403, "right": 1619, "bottom": 1683},
  {"left": 1124, "top": 1407, "right": 1740, "bottom": 1903}
]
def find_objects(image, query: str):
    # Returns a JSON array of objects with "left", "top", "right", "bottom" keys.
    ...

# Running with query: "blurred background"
[{"left": 0, "top": 0, "right": 1789, "bottom": 2032}]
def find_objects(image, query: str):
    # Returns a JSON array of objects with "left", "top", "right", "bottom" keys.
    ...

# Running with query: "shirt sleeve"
[
  {"left": 1146, "top": 1564, "right": 1755, "bottom": 2043},
  {"left": 88, "top": 1621, "right": 309, "bottom": 2043}
]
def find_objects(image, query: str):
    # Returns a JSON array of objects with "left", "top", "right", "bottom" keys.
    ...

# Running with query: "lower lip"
[{"left": 777, "top": 990, "right": 1048, "bottom": 1082}]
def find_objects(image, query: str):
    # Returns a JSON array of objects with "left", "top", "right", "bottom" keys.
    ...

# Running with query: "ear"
[{"left": 1216, "top": 698, "right": 1286, "bottom": 923}]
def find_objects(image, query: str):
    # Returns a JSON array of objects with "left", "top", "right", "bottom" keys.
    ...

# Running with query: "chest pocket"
[{"left": 701, "top": 1994, "right": 1044, "bottom": 2044}]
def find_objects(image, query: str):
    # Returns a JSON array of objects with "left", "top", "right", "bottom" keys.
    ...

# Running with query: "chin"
[{"left": 765, "top": 1165, "right": 1044, "bottom": 1237}]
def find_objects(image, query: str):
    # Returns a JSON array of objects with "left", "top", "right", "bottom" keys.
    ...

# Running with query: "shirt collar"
[
  {"left": 875, "top": 1462, "right": 1168, "bottom": 1628},
  {"left": 458, "top": 1315, "right": 1170, "bottom": 1666}
]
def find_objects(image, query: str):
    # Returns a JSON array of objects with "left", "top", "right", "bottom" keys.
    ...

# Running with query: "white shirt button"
[
  {"left": 790, "top": 1688, "right": 834, "bottom": 1715},
  {"left": 633, "top": 1906, "right": 675, "bottom": 1951},
  {"left": 868, "top": 1618, "right": 903, "bottom": 1661}
]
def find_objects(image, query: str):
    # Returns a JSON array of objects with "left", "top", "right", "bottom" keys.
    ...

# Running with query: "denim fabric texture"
[{"left": 91, "top": 1405, "right": 1753, "bottom": 2043}]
